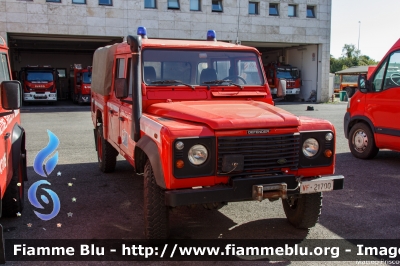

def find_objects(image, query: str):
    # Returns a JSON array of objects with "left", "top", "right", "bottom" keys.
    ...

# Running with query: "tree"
[
  {"left": 342, "top": 44, "right": 360, "bottom": 59},
  {"left": 330, "top": 44, "right": 379, "bottom": 73}
]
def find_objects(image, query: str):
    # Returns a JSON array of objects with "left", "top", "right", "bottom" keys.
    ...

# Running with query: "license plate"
[{"left": 300, "top": 179, "right": 334, "bottom": 194}]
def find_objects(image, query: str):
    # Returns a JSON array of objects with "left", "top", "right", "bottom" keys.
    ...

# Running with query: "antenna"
[{"left": 236, "top": 0, "right": 240, "bottom": 44}]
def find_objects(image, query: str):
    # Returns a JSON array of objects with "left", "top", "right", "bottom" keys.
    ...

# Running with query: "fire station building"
[{"left": 1, "top": 0, "right": 331, "bottom": 101}]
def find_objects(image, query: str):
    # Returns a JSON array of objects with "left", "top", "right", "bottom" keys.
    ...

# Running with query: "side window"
[
  {"left": 372, "top": 59, "right": 387, "bottom": 92},
  {"left": 383, "top": 51, "right": 400, "bottom": 90},
  {"left": 127, "top": 58, "right": 132, "bottom": 96},
  {"left": 0, "top": 53, "right": 10, "bottom": 83},
  {"left": 116, "top": 58, "right": 125, "bottom": 79}
]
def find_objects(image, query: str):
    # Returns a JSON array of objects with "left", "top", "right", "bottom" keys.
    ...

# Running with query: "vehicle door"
[
  {"left": 366, "top": 50, "right": 400, "bottom": 150},
  {"left": 107, "top": 57, "right": 125, "bottom": 147},
  {"left": 0, "top": 51, "right": 12, "bottom": 198},
  {"left": 119, "top": 57, "right": 135, "bottom": 160}
]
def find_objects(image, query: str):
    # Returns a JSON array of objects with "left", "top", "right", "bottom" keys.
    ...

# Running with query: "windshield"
[
  {"left": 82, "top": 72, "right": 92, "bottom": 84},
  {"left": 26, "top": 71, "right": 53, "bottom": 82},
  {"left": 143, "top": 49, "right": 264, "bottom": 86},
  {"left": 276, "top": 67, "right": 299, "bottom": 79}
]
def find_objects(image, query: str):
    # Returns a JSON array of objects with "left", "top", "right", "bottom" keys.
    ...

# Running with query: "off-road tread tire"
[
  {"left": 282, "top": 192, "right": 322, "bottom": 229},
  {"left": 348, "top": 122, "right": 379, "bottom": 159},
  {"left": 97, "top": 125, "right": 118, "bottom": 173},
  {"left": 143, "top": 160, "right": 169, "bottom": 239},
  {"left": 2, "top": 155, "right": 24, "bottom": 217}
]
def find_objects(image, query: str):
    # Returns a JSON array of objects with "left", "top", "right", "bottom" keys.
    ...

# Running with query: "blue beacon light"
[
  {"left": 137, "top": 26, "right": 148, "bottom": 39},
  {"left": 207, "top": 30, "right": 216, "bottom": 41}
]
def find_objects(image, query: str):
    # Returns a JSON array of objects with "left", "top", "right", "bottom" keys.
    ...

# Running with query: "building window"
[
  {"left": 190, "top": 0, "right": 201, "bottom": 11},
  {"left": 307, "top": 5, "right": 316, "bottom": 18},
  {"left": 269, "top": 3, "right": 279, "bottom": 16},
  {"left": 288, "top": 4, "right": 296, "bottom": 17},
  {"left": 249, "top": 2, "right": 259, "bottom": 15},
  {"left": 99, "top": 0, "right": 112, "bottom": 6},
  {"left": 46, "top": 0, "right": 61, "bottom": 2},
  {"left": 144, "top": 0, "right": 156, "bottom": 8},
  {"left": 168, "top": 0, "right": 180, "bottom": 9},
  {"left": 212, "top": 0, "right": 223, "bottom": 12},
  {"left": 72, "top": 0, "right": 86, "bottom": 3}
]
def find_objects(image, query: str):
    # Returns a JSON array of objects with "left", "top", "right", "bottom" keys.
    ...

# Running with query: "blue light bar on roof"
[
  {"left": 137, "top": 26, "right": 148, "bottom": 39},
  {"left": 207, "top": 30, "right": 216, "bottom": 41}
]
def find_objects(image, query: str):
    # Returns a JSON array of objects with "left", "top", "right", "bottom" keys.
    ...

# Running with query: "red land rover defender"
[
  {"left": 344, "top": 38, "right": 400, "bottom": 159},
  {"left": 91, "top": 28, "right": 344, "bottom": 239},
  {"left": 0, "top": 36, "right": 27, "bottom": 217}
]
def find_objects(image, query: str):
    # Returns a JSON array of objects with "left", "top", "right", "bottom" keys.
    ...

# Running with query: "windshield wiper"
[
  {"left": 202, "top": 80, "right": 243, "bottom": 90},
  {"left": 150, "top": 80, "right": 195, "bottom": 90}
]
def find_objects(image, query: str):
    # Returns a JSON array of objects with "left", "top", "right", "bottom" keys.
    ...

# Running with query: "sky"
[{"left": 330, "top": 0, "right": 399, "bottom": 61}]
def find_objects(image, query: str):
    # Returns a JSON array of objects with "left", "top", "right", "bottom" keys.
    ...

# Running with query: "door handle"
[
  {"left": 4, "top": 133, "right": 10, "bottom": 140},
  {"left": 109, "top": 110, "right": 116, "bottom": 114},
  {"left": 119, "top": 117, "right": 125, "bottom": 121}
]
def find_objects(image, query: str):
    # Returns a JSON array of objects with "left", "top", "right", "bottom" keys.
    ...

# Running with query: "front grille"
[{"left": 217, "top": 134, "right": 300, "bottom": 176}]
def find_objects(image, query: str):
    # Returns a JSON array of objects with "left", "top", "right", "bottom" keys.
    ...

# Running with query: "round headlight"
[
  {"left": 325, "top": 132, "right": 333, "bottom": 141},
  {"left": 302, "top": 138, "right": 319, "bottom": 157},
  {"left": 188, "top": 145, "right": 208, "bottom": 165},
  {"left": 175, "top": 141, "right": 184, "bottom": 150}
]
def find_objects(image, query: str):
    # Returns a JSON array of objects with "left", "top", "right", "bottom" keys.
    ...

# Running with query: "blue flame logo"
[
  {"left": 29, "top": 130, "right": 61, "bottom": 221},
  {"left": 28, "top": 180, "right": 60, "bottom": 221},
  {"left": 33, "top": 130, "right": 59, "bottom": 177}
]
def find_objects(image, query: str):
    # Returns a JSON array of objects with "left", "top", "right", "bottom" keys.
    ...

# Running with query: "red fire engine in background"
[
  {"left": 264, "top": 63, "right": 301, "bottom": 100},
  {"left": 19, "top": 65, "right": 58, "bottom": 102},
  {"left": 71, "top": 64, "right": 92, "bottom": 104}
]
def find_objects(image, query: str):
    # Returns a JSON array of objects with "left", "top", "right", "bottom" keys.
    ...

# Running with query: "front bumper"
[
  {"left": 24, "top": 92, "right": 57, "bottom": 102},
  {"left": 165, "top": 174, "right": 344, "bottom": 207},
  {"left": 78, "top": 94, "right": 91, "bottom": 104},
  {"left": 270, "top": 88, "right": 300, "bottom": 95}
]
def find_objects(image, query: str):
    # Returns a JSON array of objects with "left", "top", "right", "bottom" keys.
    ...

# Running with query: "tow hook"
[{"left": 252, "top": 183, "right": 287, "bottom": 201}]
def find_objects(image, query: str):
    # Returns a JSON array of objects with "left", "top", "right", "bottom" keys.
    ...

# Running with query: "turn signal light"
[
  {"left": 324, "top": 149, "right": 333, "bottom": 158},
  {"left": 176, "top": 160, "right": 184, "bottom": 169}
]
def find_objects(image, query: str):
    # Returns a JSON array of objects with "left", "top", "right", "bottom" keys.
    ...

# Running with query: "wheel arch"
[
  {"left": 11, "top": 123, "right": 27, "bottom": 181},
  {"left": 135, "top": 135, "right": 166, "bottom": 189},
  {"left": 347, "top": 115, "right": 375, "bottom": 139}
]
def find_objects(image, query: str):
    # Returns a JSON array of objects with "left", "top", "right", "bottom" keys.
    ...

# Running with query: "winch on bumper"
[{"left": 165, "top": 174, "right": 344, "bottom": 207}]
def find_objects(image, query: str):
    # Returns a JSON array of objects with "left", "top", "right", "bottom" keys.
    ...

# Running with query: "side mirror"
[
  {"left": 358, "top": 74, "right": 369, "bottom": 93},
  {"left": 1, "top": 81, "right": 21, "bottom": 110},
  {"left": 115, "top": 78, "right": 128, "bottom": 99}
]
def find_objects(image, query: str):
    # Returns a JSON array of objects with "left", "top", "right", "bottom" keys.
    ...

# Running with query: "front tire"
[
  {"left": 143, "top": 160, "right": 169, "bottom": 239},
  {"left": 96, "top": 125, "right": 118, "bottom": 172},
  {"left": 2, "top": 154, "right": 25, "bottom": 217},
  {"left": 282, "top": 193, "right": 322, "bottom": 229},
  {"left": 348, "top": 122, "right": 379, "bottom": 159}
]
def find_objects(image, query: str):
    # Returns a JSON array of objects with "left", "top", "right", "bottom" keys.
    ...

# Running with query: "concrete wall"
[{"left": 0, "top": 0, "right": 332, "bottom": 101}]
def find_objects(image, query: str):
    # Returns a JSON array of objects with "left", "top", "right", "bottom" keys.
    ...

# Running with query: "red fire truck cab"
[
  {"left": 264, "top": 63, "right": 301, "bottom": 99},
  {"left": 91, "top": 28, "right": 343, "bottom": 239},
  {"left": 19, "top": 65, "right": 58, "bottom": 102},
  {"left": 0, "top": 36, "right": 27, "bottom": 217},
  {"left": 71, "top": 64, "right": 92, "bottom": 104},
  {"left": 344, "top": 38, "right": 400, "bottom": 158}
]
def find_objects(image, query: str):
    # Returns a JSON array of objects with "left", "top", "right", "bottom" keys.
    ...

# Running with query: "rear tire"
[
  {"left": 2, "top": 154, "right": 25, "bottom": 217},
  {"left": 143, "top": 160, "right": 169, "bottom": 239},
  {"left": 96, "top": 125, "right": 118, "bottom": 173},
  {"left": 282, "top": 193, "right": 322, "bottom": 229},
  {"left": 348, "top": 122, "right": 379, "bottom": 159}
]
